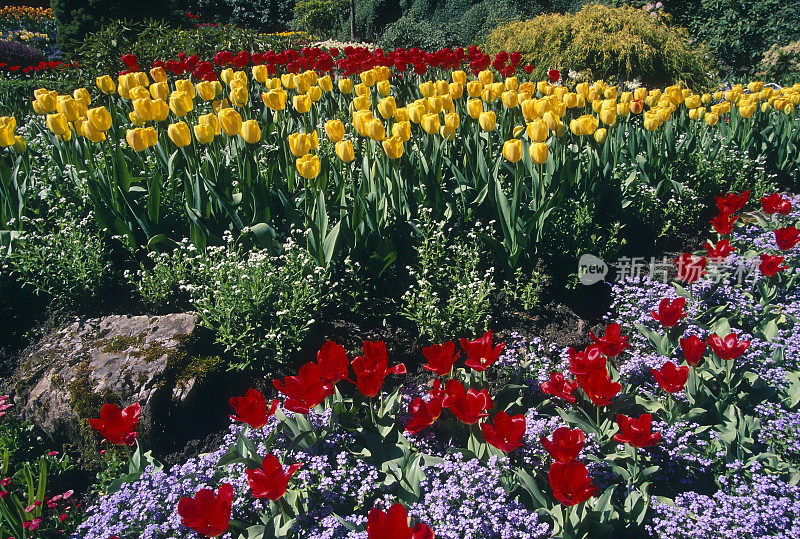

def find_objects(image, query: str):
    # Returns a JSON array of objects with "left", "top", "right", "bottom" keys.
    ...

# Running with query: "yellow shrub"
[{"left": 483, "top": 4, "right": 710, "bottom": 89}]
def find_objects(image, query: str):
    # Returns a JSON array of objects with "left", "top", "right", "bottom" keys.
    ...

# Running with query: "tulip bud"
[
  {"left": 421, "top": 113, "right": 440, "bottom": 135},
  {"left": 382, "top": 135, "right": 404, "bottom": 159},
  {"left": 218, "top": 108, "right": 243, "bottom": 136},
  {"left": 96, "top": 75, "right": 116, "bottom": 95},
  {"left": 478, "top": 70, "right": 493, "bottom": 86},
  {"left": 293, "top": 94, "right": 312, "bottom": 113},
  {"left": 594, "top": 128, "right": 607, "bottom": 143},
  {"left": 319, "top": 75, "right": 333, "bottom": 92},
  {"left": 167, "top": 121, "right": 191, "bottom": 147},
  {"left": 12, "top": 135, "right": 27, "bottom": 153},
  {"left": 325, "top": 119, "right": 345, "bottom": 143},
  {"left": 479, "top": 111, "right": 496, "bottom": 132},
  {"left": 467, "top": 98, "right": 483, "bottom": 120},
  {"left": 296, "top": 154, "right": 321, "bottom": 179},
  {"left": 240, "top": 119, "right": 261, "bottom": 144},
  {"left": 193, "top": 123, "right": 215, "bottom": 144},
  {"left": 367, "top": 118, "right": 386, "bottom": 141},
  {"left": 502, "top": 91, "right": 518, "bottom": 109},
  {"left": 502, "top": 139, "right": 523, "bottom": 163},
  {"left": 335, "top": 140, "right": 355, "bottom": 162},
  {"left": 338, "top": 78, "right": 353, "bottom": 94},
  {"left": 378, "top": 96, "right": 396, "bottom": 119},
  {"left": 466, "top": 80, "right": 482, "bottom": 98},
  {"left": 529, "top": 142, "right": 548, "bottom": 164}
]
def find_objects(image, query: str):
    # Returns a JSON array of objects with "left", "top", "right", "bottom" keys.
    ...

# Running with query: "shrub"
[
  {"left": 757, "top": 41, "right": 800, "bottom": 87},
  {"left": 51, "top": 0, "right": 177, "bottom": 51},
  {"left": 193, "top": 0, "right": 296, "bottom": 32},
  {"left": 483, "top": 3, "right": 710, "bottom": 88},
  {"left": 291, "top": 0, "right": 348, "bottom": 39},
  {"left": 380, "top": 15, "right": 460, "bottom": 51},
  {"left": 0, "top": 39, "right": 45, "bottom": 67}
]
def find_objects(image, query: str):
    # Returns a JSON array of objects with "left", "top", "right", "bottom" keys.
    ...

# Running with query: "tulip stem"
[{"left": 368, "top": 396, "right": 376, "bottom": 425}]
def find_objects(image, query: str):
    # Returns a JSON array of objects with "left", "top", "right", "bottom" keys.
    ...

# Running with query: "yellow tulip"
[
  {"left": 408, "top": 103, "right": 425, "bottom": 124},
  {"left": 599, "top": 108, "right": 616, "bottom": 126},
  {"left": 56, "top": 96, "right": 80, "bottom": 122},
  {"left": 616, "top": 101, "right": 630, "bottom": 117},
  {"left": 296, "top": 154, "right": 321, "bottom": 179},
  {"left": 335, "top": 140, "right": 355, "bottom": 162},
  {"left": 240, "top": 119, "right": 261, "bottom": 143},
  {"left": 467, "top": 98, "right": 483, "bottom": 119},
  {"left": 466, "top": 80, "right": 482, "bottom": 98},
  {"left": 261, "top": 90, "right": 287, "bottom": 111},
  {"left": 325, "top": 119, "right": 345, "bottom": 143},
  {"left": 594, "top": 128, "right": 607, "bottom": 143},
  {"left": 117, "top": 74, "right": 137, "bottom": 100},
  {"left": 307, "top": 86, "right": 322, "bottom": 102},
  {"left": 0, "top": 126, "right": 15, "bottom": 147},
  {"left": 444, "top": 113, "right": 460, "bottom": 130},
  {"left": 230, "top": 86, "right": 249, "bottom": 107},
  {"left": 360, "top": 69, "right": 376, "bottom": 87},
  {"left": 422, "top": 113, "right": 440, "bottom": 135},
  {"left": 425, "top": 96, "right": 442, "bottom": 115},
  {"left": 502, "top": 91, "right": 518, "bottom": 109},
  {"left": 435, "top": 80, "right": 450, "bottom": 96},
  {"left": 354, "top": 83, "right": 369, "bottom": 97},
  {"left": 218, "top": 108, "right": 242, "bottom": 136},
  {"left": 148, "top": 81, "right": 168, "bottom": 101},
  {"left": 46, "top": 113, "right": 69, "bottom": 136},
  {"left": 96, "top": 75, "right": 116, "bottom": 95},
  {"left": 604, "top": 87, "right": 618, "bottom": 100},
  {"left": 169, "top": 92, "right": 193, "bottom": 117},
  {"left": 195, "top": 81, "right": 215, "bottom": 102},
  {"left": 293, "top": 94, "right": 312, "bottom": 113},
  {"left": 288, "top": 133, "right": 311, "bottom": 157},
  {"left": 378, "top": 96, "right": 396, "bottom": 119},
  {"left": 392, "top": 120, "right": 411, "bottom": 142},
  {"left": 537, "top": 80, "right": 549, "bottom": 95},
  {"left": 126, "top": 127, "right": 149, "bottom": 151},
  {"left": 502, "top": 139, "right": 523, "bottom": 163},
  {"left": 352, "top": 95, "right": 370, "bottom": 111},
  {"left": 319, "top": 75, "right": 333, "bottom": 92},
  {"left": 338, "top": 78, "right": 353, "bottom": 94},
  {"left": 704, "top": 112, "right": 719, "bottom": 126},
  {"left": 478, "top": 70, "right": 493, "bottom": 86},
  {"left": 79, "top": 120, "right": 105, "bottom": 143},
  {"left": 280, "top": 73, "right": 296, "bottom": 90},
  {"left": 684, "top": 95, "right": 702, "bottom": 109},
  {"left": 643, "top": 113, "right": 660, "bottom": 131},
  {"left": 84, "top": 106, "right": 110, "bottom": 132},
  {"left": 367, "top": 118, "right": 386, "bottom": 141},
  {"left": 133, "top": 98, "right": 155, "bottom": 122},
  {"left": 73, "top": 87, "right": 91, "bottom": 107},
  {"left": 128, "top": 111, "right": 144, "bottom": 126},
  {"left": 167, "top": 121, "right": 191, "bottom": 147},
  {"left": 151, "top": 99, "right": 168, "bottom": 122},
  {"left": 479, "top": 111, "right": 496, "bottom": 132},
  {"left": 419, "top": 81, "right": 435, "bottom": 98},
  {"left": 527, "top": 120, "right": 548, "bottom": 142},
  {"left": 689, "top": 107, "right": 705, "bottom": 120},
  {"left": 449, "top": 82, "right": 464, "bottom": 100},
  {"left": 521, "top": 99, "right": 537, "bottom": 122},
  {"left": 394, "top": 107, "right": 409, "bottom": 122},
  {"left": 529, "top": 142, "right": 548, "bottom": 164},
  {"left": 12, "top": 136, "right": 26, "bottom": 153},
  {"left": 173, "top": 79, "right": 195, "bottom": 99},
  {"left": 452, "top": 70, "right": 467, "bottom": 86},
  {"left": 382, "top": 136, "right": 404, "bottom": 159},
  {"left": 194, "top": 123, "right": 215, "bottom": 144},
  {"left": 576, "top": 82, "right": 590, "bottom": 97},
  {"left": 252, "top": 64, "right": 269, "bottom": 84},
  {"left": 129, "top": 86, "right": 150, "bottom": 101},
  {"left": 148, "top": 66, "right": 166, "bottom": 84}
]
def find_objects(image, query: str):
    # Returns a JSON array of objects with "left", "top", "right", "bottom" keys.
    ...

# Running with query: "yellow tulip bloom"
[
  {"left": 240, "top": 120, "right": 261, "bottom": 143},
  {"left": 335, "top": 140, "right": 355, "bottom": 162},
  {"left": 296, "top": 154, "right": 321, "bottom": 179},
  {"left": 502, "top": 139, "right": 523, "bottom": 163}
]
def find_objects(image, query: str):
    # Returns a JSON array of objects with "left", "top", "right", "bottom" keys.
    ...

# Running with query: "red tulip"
[
  {"left": 541, "top": 372, "right": 579, "bottom": 403},
  {"left": 177, "top": 483, "right": 233, "bottom": 537},
  {"left": 246, "top": 454, "right": 302, "bottom": 500},
  {"left": 229, "top": 389, "right": 278, "bottom": 429},
  {"left": 273, "top": 362, "right": 335, "bottom": 414},
  {"left": 650, "top": 361, "right": 689, "bottom": 393},
  {"left": 614, "top": 413, "right": 661, "bottom": 448},
  {"left": 710, "top": 212, "right": 738, "bottom": 235},
  {"left": 759, "top": 254, "right": 788, "bottom": 277},
  {"left": 650, "top": 297, "right": 686, "bottom": 328},
  {"left": 548, "top": 69, "right": 560, "bottom": 82},
  {"left": 367, "top": 503, "right": 434, "bottom": 539},
  {"left": 680, "top": 335, "right": 706, "bottom": 367},
  {"left": 715, "top": 190, "right": 749, "bottom": 214},
  {"left": 548, "top": 460, "right": 598, "bottom": 507},
  {"left": 317, "top": 340, "right": 349, "bottom": 383},
  {"left": 87, "top": 403, "right": 140, "bottom": 446},
  {"left": 674, "top": 253, "right": 707, "bottom": 283},
  {"left": 352, "top": 341, "right": 407, "bottom": 397},
  {"left": 460, "top": 331, "right": 505, "bottom": 372},
  {"left": 707, "top": 333, "right": 750, "bottom": 361},
  {"left": 540, "top": 427, "right": 585, "bottom": 463},
  {"left": 405, "top": 381, "right": 445, "bottom": 435},
  {"left": 567, "top": 345, "right": 607, "bottom": 380},
  {"left": 422, "top": 342, "right": 460, "bottom": 376},
  {"left": 481, "top": 411, "right": 526, "bottom": 452},
  {"left": 442, "top": 379, "right": 492, "bottom": 424},
  {"left": 589, "top": 323, "right": 630, "bottom": 358},
  {"left": 705, "top": 239, "right": 735, "bottom": 263},
  {"left": 524, "top": 64, "right": 534, "bottom": 74},
  {"left": 579, "top": 372, "right": 621, "bottom": 406},
  {"left": 761, "top": 193, "right": 792, "bottom": 215},
  {"left": 775, "top": 226, "right": 800, "bottom": 250}
]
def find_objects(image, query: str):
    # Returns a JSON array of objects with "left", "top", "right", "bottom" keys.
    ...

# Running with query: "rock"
[{"left": 13, "top": 313, "right": 239, "bottom": 454}]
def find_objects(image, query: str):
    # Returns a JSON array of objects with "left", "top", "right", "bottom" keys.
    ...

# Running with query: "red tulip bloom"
[
  {"left": 759, "top": 254, "right": 788, "bottom": 277},
  {"left": 246, "top": 454, "right": 302, "bottom": 500},
  {"left": 580, "top": 373, "right": 621, "bottom": 406},
  {"left": 589, "top": 323, "right": 630, "bottom": 358},
  {"left": 405, "top": 381, "right": 445, "bottom": 435},
  {"left": 87, "top": 403, "right": 140, "bottom": 446},
  {"left": 710, "top": 212, "right": 738, "bottom": 235},
  {"left": 442, "top": 379, "right": 492, "bottom": 424},
  {"left": 707, "top": 333, "right": 750, "bottom": 361},
  {"left": 567, "top": 345, "right": 607, "bottom": 380},
  {"left": 460, "top": 331, "right": 505, "bottom": 372},
  {"left": 352, "top": 341, "right": 407, "bottom": 397},
  {"left": 177, "top": 483, "right": 233, "bottom": 537},
  {"left": 614, "top": 413, "right": 661, "bottom": 447},
  {"left": 422, "top": 341, "right": 460, "bottom": 376},
  {"left": 680, "top": 335, "right": 707, "bottom": 367},
  {"left": 229, "top": 389, "right": 278, "bottom": 429},
  {"left": 650, "top": 297, "right": 686, "bottom": 328},
  {"left": 481, "top": 411, "right": 526, "bottom": 452},
  {"left": 775, "top": 226, "right": 800, "bottom": 250},
  {"left": 715, "top": 190, "right": 749, "bottom": 215},
  {"left": 761, "top": 193, "right": 792, "bottom": 215},
  {"left": 540, "top": 427, "right": 585, "bottom": 463},
  {"left": 548, "top": 460, "right": 598, "bottom": 507},
  {"left": 705, "top": 239, "right": 735, "bottom": 263},
  {"left": 650, "top": 361, "right": 689, "bottom": 393},
  {"left": 541, "top": 372, "right": 579, "bottom": 403},
  {"left": 674, "top": 253, "right": 707, "bottom": 283},
  {"left": 367, "top": 503, "right": 434, "bottom": 539},
  {"left": 548, "top": 69, "right": 560, "bottom": 82},
  {"left": 273, "top": 362, "right": 335, "bottom": 414},
  {"left": 317, "top": 340, "right": 349, "bottom": 383}
]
